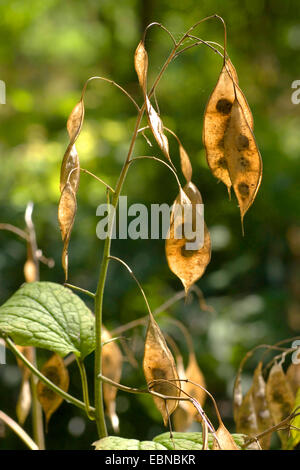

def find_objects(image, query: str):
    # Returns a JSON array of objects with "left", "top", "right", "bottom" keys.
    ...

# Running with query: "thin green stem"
[
  {"left": 0, "top": 410, "right": 39, "bottom": 450},
  {"left": 64, "top": 283, "right": 95, "bottom": 299},
  {"left": 80, "top": 168, "right": 115, "bottom": 193},
  {"left": 76, "top": 358, "right": 94, "bottom": 421},
  {"left": 3, "top": 336, "right": 95, "bottom": 416}
]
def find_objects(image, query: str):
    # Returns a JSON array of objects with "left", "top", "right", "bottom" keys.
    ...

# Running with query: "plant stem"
[
  {"left": 4, "top": 336, "right": 95, "bottom": 416},
  {"left": 0, "top": 410, "right": 39, "bottom": 450},
  {"left": 76, "top": 358, "right": 94, "bottom": 421}
]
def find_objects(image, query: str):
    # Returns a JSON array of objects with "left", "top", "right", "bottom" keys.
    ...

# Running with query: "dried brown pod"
[
  {"left": 212, "top": 421, "right": 239, "bottom": 450},
  {"left": 16, "top": 379, "right": 31, "bottom": 425},
  {"left": 179, "top": 144, "right": 193, "bottom": 183},
  {"left": 233, "top": 371, "right": 243, "bottom": 423},
  {"left": 165, "top": 183, "right": 211, "bottom": 293},
  {"left": 182, "top": 353, "right": 206, "bottom": 418},
  {"left": 23, "top": 259, "right": 38, "bottom": 283},
  {"left": 16, "top": 346, "right": 34, "bottom": 383},
  {"left": 58, "top": 99, "right": 84, "bottom": 280},
  {"left": 37, "top": 353, "right": 69, "bottom": 430},
  {"left": 252, "top": 362, "right": 273, "bottom": 449},
  {"left": 143, "top": 314, "right": 180, "bottom": 425},
  {"left": 58, "top": 182, "right": 77, "bottom": 281},
  {"left": 203, "top": 58, "right": 253, "bottom": 197},
  {"left": 145, "top": 95, "right": 172, "bottom": 165},
  {"left": 236, "top": 387, "right": 258, "bottom": 438},
  {"left": 224, "top": 97, "right": 262, "bottom": 228},
  {"left": 286, "top": 362, "right": 300, "bottom": 396},
  {"left": 134, "top": 40, "right": 148, "bottom": 94},
  {"left": 266, "top": 362, "right": 294, "bottom": 448},
  {"left": 102, "top": 327, "right": 123, "bottom": 433},
  {"left": 173, "top": 404, "right": 193, "bottom": 432}
]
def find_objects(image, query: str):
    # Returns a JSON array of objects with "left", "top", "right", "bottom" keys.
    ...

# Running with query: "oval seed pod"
[
  {"left": 212, "top": 421, "right": 239, "bottom": 450},
  {"left": 266, "top": 362, "right": 294, "bottom": 448},
  {"left": 145, "top": 95, "right": 173, "bottom": 165},
  {"left": 37, "top": 353, "right": 69, "bottom": 430},
  {"left": 236, "top": 387, "right": 258, "bottom": 438},
  {"left": 224, "top": 97, "right": 262, "bottom": 229},
  {"left": 165, "top": 183, "right": 211, "bottom": 293},
  {"left": 58, "top": 182, "right": 77, "bottom": 281},
  {"left": 252, "top": 362, "right": 273, "bottom": 449},
  {"left": 203, "top": 58, "right": 253, "bottom": 196},
  {"left": 286, "top": 362, "right": 300, "bottom": 396},
  {"left": 16, "top": 379, "right": 31, "bottom": 425},
  {"left": 182, "top": 353, "right": 206, "bottom": 419},
  {"left": 59, "top": 99, "right": 84, "bottom": 279},
  {"left": 143, "top": 314, "right": 180, "bottom": 425},
  {"left": 102, "top": 327, "right": 123, "bottom": 433},
  {"left": 179, "top": 144, "right": 193, "bottom": 183},
  {"left": 134, "top": 40, "right": 148, "bottom": 94}
]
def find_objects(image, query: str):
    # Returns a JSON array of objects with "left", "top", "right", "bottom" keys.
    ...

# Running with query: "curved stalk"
[
  {"left": 0, "top": 410, "right": 39, "bottom": 450},
  {"left": 76, "top": 358, "right": 94, "bottom": 421}
]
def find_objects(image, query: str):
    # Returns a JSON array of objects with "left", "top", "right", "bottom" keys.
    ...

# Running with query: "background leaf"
[{"left": 0, "top": 282, "right": 95, "bottom": 358}]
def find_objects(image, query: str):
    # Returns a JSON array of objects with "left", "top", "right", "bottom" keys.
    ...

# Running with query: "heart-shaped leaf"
[
  {"left": 93, "top": 436, "right": 167, "bottom": 450},
  {"left": 0, "top": 282, "right": 95, "bottom": 359}
]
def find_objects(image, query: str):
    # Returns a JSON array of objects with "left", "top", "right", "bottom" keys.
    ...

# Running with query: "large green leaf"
[
  {"left": 0, "top": 282, "right": 95, "bottom": 358},
  {"left": 93, "top": 437, "right": 167, "bottom": 450},
  {"left": 93, "top": 432, "right": 247, "bottom": 450},
  {"left": 153, "top": 432, "right": 246, "bottom": 450}
]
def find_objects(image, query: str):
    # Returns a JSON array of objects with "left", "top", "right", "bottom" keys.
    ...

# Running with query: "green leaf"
[
  {"left": 0, "top": 282, "right": 95, "bottom": 359},
  {"left": 93, "top": 437, "right": 167, "bottom": 450},
  {"left": 287, "top": 388, "right": 300, "bottom": 450},
  {"left": 93, "top": 433, "right": 247, "bottom": 451},
  {"left": 153, "top": 432, "right": 246, "bottom": 450}
]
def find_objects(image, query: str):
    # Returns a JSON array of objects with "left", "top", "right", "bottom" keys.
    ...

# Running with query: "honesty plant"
[{"left": 0, "top": 16, "right": 299, "bottom": 451}]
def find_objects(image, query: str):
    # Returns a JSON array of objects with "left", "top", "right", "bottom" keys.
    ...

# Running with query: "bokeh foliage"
[{"left": 0, "top": 0, "right": 299, "bottom": 449}]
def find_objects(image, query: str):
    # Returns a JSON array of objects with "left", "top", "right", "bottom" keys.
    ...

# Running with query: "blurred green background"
[{"left": 0, "top": 0, "right": 299, "bottom": 450}]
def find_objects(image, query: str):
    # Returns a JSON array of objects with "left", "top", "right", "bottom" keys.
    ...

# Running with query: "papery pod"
[
  {"left": 252, "top": 362, "right": 273, "bottom": 449},
  {"left": 143, "top": 314, "right": 180, "bottom": 425},
  {"left": 16, "top": 379, "right": 31, "bottom": 425},
  {"left": 134, "top": 40, "right": 148, "bottom": 94},
  {"left": 179, "top": 144, "right": 193, "bottom": 183},
  {"left": 224, "top": 98, "right": 262, "bottom": 228},
  {"left": 102, "top": 327, "right": 123, "bottom": 433},
  {"left": 58, "top": 98, "right": 84, "bottom": 280},
  {"left": 37, "top": 353, "right": 69, "bottom": 430},
  {"left": 23, "top": 259, "right": 38, "bottom": 283},
  {"left": 236, "top": 387, "right": 258, "bottom": 438},
  {"left": 233, "top": 371, "right": 243, "bottom": 423},
  {"left": 182, "top": 353, "right": 206, "bottom": 419},
  {"left": 203, "top": 58, "right": 253, "bottom": 196},
  {"left": 165, "top": 183, "right": 211, "bottom": 293},
  {"left": 266, "top": 362, "right": 294, "bottom": 448},
  {"left": 145, "top": 95, "right": 172, "bottom": 165},
  {"left": 58, "top": 182, "right": 77, "bottom": 280},
  {"left": 212, "top": 422, "right": 239, "bottom": 450},
  {"left": 172, "top": 404, "right": 193, "bottom": 432},
  {"left": 286, "top": 362, "right": 300, "bottom": 396}
]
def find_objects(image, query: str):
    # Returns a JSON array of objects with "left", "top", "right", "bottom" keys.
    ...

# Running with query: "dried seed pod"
[
  {"left": 145, "top": 95, "right": 172, "bottom": 165},
  {"left": 212, "top": 421, "right": 239, "bottom": 450},
  {"left": 182, "top": 353, "right": 206, "bottom": 418},
  {"left": 58, "top": 99, "right": 84, "bottom": 280},
  {"left": 266, "top": 362, "right": 294, "bottom": 448},
  {"left": 102, "top": 327, "right": 123, "bottom": 433},
  {"left": 16, "top": 346, "right": 34, "bottom": 383},
  {"left": 203, "top": 58, "right": 253, "bottom": 196},
  {"left": 233, "top": 371, "right": 243, "bottom": 423},
  {"left": 286, "top": 362, "right": 300, "bottom": 396},
  {"left": 165, "top": 183, "right": 211, "bottom": 293},
  {"left": 236, "top": 387, "right": 258, "bottom": 437},
  {"left": 143, "top": 314, "right": 180, "bottom": 425},
  {"left": 58, "top": 182, "right": 77, "bottom": 281},
  {"left": 37, "top": 353, "right": 69, "bottom": 430},
  {"left": 224, "top": 97, "right": 262, "bottom": 228},
  {"left": 179, "top": 144, "right": 193, "bottom": 183},
  {"left": 16, "top": 379, "right": 31, "bottom": 425},
  {"left": 252, "top": 362, "right": 273, "bottom": 449},
  {"left": 134, "top": 40, "right": 148, "bottom": 94},
  {"left": 173, "top": 404, "right": 193, "bottom": 432},
  {"left": 23, "top": 259, "right": 38, "bottom": 283}
]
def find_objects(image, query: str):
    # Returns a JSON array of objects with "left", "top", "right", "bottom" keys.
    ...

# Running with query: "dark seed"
[
  {"left": 236, "top": 134, "right": 249, "bottom": 151},
  {"left": 238, "top": 182, "right": 250, "bottom": 198},
  {"left": 216, "top": 98, "right": 232, "bottom": 115},
  {"left": 218, "top": 157, "right": 227, "bottom": 169}
]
